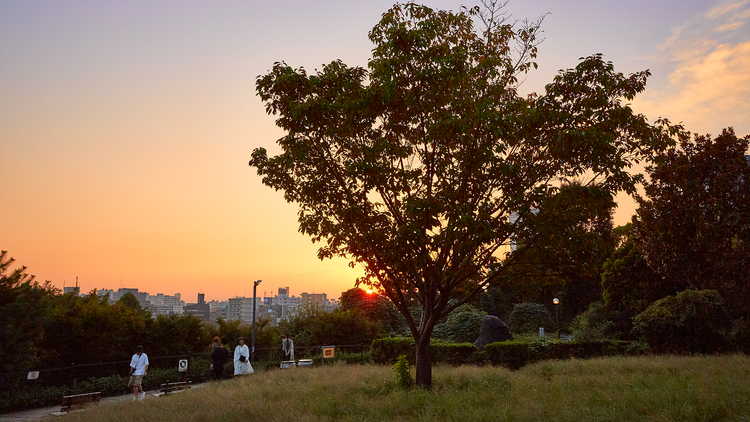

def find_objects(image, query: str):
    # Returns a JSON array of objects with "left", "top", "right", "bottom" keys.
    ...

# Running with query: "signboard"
[
  {"left": 178, "top": 359, "right": 188, "bottom": 372},
  {"left": 539, "top": 327, "right": 544, "bottom": 337},
  {"left": 322, "top": 346, "right": 335, "bottom": 359},
  {"left": 27, "top": 371, "right": 39, "bottom": 380}
]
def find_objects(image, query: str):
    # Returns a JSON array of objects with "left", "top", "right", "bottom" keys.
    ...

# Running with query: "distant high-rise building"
[
  {"left": 184, "top": 302, "right": 210, "bottom": 321},
  {"left": 278, "top": 287, "right": 289, "bottom": 296},
  {"left": 198, "top": 293, "right": 205, "bottom": 304},
  {"left": 301, "top": 292, "right": 327, "bottom": 307},
  {"left": 63, "top": 286, "right": 80, "bottom": 296}
]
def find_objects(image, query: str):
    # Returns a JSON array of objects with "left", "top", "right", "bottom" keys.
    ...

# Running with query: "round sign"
[{"left": 553, "top": 298, "right": 559, "bottom": 305}]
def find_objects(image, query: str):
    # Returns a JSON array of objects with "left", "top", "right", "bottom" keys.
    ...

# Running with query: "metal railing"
[{"left": 0, "top": 344, "right": 371, "bottom": 388}]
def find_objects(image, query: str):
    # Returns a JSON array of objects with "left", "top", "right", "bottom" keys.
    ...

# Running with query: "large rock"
[{"left": 474, "top": 315, "right": 513, "bottom": 349}]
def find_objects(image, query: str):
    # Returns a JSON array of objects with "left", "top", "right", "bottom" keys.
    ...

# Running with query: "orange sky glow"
[{"left": 2, "top": 0, "right": 748, "bottom": 301}]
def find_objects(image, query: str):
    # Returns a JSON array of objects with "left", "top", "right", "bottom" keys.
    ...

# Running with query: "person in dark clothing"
[{"left": 210, "top": 336, "right": 230, "bottom": 380}]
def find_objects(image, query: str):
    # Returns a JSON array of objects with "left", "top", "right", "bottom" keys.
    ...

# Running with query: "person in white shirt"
[
  {"left": 282, "top": 334, "right": 294, "bottom": 361},
  {"left": 234, "top": 337, "right": 254, "bottom": 376},
  {"left": 128, "top": 345, "right": 149, "bottom": 400}
]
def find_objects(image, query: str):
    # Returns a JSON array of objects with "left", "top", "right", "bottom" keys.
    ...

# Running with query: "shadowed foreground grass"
[{"left": 49, "top": 355, "right": 750, "bottom": 422}]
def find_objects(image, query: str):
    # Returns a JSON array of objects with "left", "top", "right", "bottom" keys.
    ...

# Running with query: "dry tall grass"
[{"left": 48, "top": 355, "right": 750, "bottom": 422}]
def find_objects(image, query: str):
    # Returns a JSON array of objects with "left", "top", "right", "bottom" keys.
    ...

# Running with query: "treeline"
[
  {"left": 0, "top": 256, "right": 389, "bottom": 374},
  {"left": 0, "top": 261, "right": 212, "bottom": 373}
]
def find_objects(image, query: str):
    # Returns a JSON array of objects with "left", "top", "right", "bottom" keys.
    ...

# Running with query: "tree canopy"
[
  {"left": 0, "top": 251, "right": 55, "bottom": 372},
  {"left": 250, "top": 2, "right": 672, "bottom": 387},
  {"left": 633, "top": 127, "right": 750, "bottom": 318}
]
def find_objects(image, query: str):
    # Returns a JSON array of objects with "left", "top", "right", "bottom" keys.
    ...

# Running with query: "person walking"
[
  {"left": 128, "top": 345, "right": 149, "bottom": 401},
  {"left": 210, "top": 336, "right": 230, "bottom": 380},
  {"left": 234, "top": 337, "right": 253, "bottom": 376},
  {"left": 282, "top": 334, "right": 294, "bottom": 361}
]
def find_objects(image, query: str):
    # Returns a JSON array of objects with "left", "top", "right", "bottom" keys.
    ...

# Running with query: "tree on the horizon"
[{"left": 250, "top": 2, "right": 674, "bottom": 388}]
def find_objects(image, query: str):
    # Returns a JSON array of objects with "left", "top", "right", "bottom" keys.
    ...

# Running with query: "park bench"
[
  {"left": 153, "top": 380, "right": 191, "bottom": 397},
  {"left": 59, "top": 391, "right": 102, "bottom": 412}
]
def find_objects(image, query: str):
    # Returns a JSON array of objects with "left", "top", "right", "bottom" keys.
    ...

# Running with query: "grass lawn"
[{"left": 48, "top": 354, "right": 750, "bottom": 422}]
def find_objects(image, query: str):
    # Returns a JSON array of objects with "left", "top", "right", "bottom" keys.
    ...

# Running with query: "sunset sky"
[{"left": 2, "top": 0, "right": 749, "bottom": 301}]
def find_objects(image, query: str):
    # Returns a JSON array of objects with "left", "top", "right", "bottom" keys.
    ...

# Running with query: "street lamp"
[
  {"left": 251, "top": 279, "right": 262, "bottom": 363},
  {"left": 553, "top": 298, "right": 560, "bottom": 333}
]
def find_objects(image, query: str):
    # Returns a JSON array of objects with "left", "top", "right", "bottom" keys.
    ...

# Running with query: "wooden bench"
[
  {"left": 59, "top": 391, "right": 101, "bottom": 412},
  {"left": 153, "top": 380, "right": 191, "bottom": 397}
]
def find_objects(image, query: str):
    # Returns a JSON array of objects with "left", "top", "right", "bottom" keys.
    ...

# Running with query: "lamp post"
[
  {"left": 553, "top": 298, "right": 560, "bottom": 333},
  {"left": 251, "top": 279, "right": 262, "bottom": 363}
]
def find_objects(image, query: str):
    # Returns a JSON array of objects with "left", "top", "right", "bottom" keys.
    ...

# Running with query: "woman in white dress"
[
  {"left": 282, "top": 334, "right": 294, "bottom": 361},
  {"left": 234, "top": 337, "right": 254, "bottom": 376}
]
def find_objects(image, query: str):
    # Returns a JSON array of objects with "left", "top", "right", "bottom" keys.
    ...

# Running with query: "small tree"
[{"left": 251, "top": 3, "right": 672, "bottom": 388}]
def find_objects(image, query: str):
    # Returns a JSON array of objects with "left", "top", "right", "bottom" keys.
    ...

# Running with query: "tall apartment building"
[
  {"left": 183, "top": 293, "right": 211, "bottom": 321},
  {"left": 226, "top": 297, "right": 263, "bottom": 323},
  {"left": 300, "top": 293, "right": 327, "bottom": 307}
]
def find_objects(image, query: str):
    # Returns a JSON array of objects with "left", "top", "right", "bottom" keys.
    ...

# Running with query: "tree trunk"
[{"left": 415, "top": 334, "right": 432, "bottom": 389}]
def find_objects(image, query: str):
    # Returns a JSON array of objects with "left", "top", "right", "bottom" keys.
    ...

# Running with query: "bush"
[
  {"left": 432, "top": 304, "right": 486, "bottom": 343},
  {"left": 371, "top": 338, "right": 414, "bottom": 364},
  {"left": 480, "top": 341, "right": 530, "bottom": 369},
  {"left": 508, "top": 302, "right": 554, "bottom": 333},
  {"left": 337, "top": 350, "right": 373, "bottom": 365},
  {"left": 478, "top": 339, "right": 640, "bottom": 369},
  {"left": 278, "top": 306, "right": 382, "bottom": 348},
  {"left": 632, "top": 289, "right": 733, "bottom": 354},
  {"left": 570, "top": 302, "right": 614, "bottom": 341}
]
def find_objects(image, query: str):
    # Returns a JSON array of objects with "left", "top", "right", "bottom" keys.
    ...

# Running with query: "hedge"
[
  {"left": 479, "top": 339, "right": 647, "bottom": 369},
  {"left": 372, "top": 337, "right": 646, "bottom": 369},
  {"left": 371, "top": 338, "right": 476, "bottom": 365}
]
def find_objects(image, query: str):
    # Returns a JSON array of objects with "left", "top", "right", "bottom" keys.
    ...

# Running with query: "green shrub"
[
  {"left": 371, "top": 337, "right": 476, "bottom": 365},
  {"left": 430, "top": 340, "right": 477, "bottom": 365},
  {"left": 371, "top": 338, "right": 415, "bottom": 364},
  {"left": 508, "top": 302, "right": 554, "bottom": 333},
  {"left": 392, "top": 355, "right": 412, "bottom": 389},
  {"left": 480, "top": 341, "right": 530, "bottom": 369},
  {"left": 632, "top": 289, "right": 733, "bottom": 354},
  {"left": 479, "top": 339, "right": 639, "bottom": 369},
  {"left": 570, "top": 302, "right": 614, "bottom": 341},
  {"left": 432, "top": 304, "right": 486, "bottom": 343},
  {"left": 337, "top": 350, "right": 373, "bottom": 365}
]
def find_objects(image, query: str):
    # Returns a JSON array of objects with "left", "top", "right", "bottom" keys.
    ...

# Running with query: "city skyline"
[{"left": 2, "top": 0, "right": 749, "bottom": 301}]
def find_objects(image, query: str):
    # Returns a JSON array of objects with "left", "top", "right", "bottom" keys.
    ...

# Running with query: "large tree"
[
  {"left": 250, "top": 2, "right": 671, "bottom": 387},
  {"left": 0, "top": 251, "right": 54, "bottom": 373},
  {"left": 633, "top": 127, "right": 750, "bottom": 318}
]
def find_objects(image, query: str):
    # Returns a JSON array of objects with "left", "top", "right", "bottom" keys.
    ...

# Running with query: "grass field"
[{"left": 48, "top": 355, "right": 750, "bottom": 422}]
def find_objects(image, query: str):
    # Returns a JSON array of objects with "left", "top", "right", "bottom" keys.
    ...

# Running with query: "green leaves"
[
  {"left": 250, "top": 2, "right": 671, "bottom": 387},
  {"left": 633, "top": 128, "right": 750, "bottom": 318}
]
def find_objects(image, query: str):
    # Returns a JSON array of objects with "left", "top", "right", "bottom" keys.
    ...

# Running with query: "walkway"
[{"left": 0, "top": 383, "right": 208, "bottom": 421}]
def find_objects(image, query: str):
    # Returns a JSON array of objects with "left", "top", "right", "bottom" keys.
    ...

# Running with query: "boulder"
[{"left": 474, "top": 315, "right": 513, "bottom": 349}]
